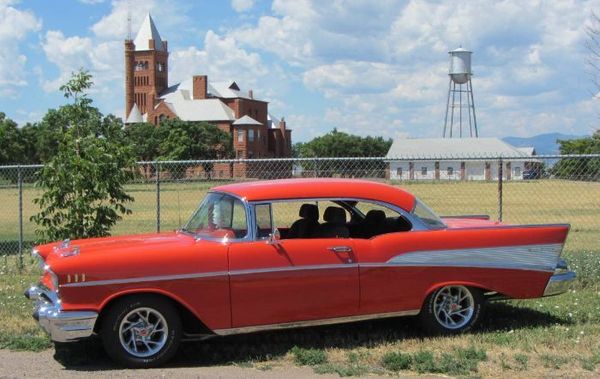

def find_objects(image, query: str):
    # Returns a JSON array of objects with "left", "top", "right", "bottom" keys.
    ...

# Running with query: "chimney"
[
  {"left": 193, "top": 75, "right": 208, "bottom": 99},
  {"left": 248, "top": 89, "right": 254, "bottom": 99},
  {"left": 149, "top": 39, "right": 155, "bottom": 50}
]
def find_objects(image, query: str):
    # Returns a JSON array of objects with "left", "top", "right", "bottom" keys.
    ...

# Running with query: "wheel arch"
[
  {"left": 94, "top": 289, "right": 213, "bottom": 336},
  {"left": 422, "top": 281, "right": 491, "bottom": 304}
]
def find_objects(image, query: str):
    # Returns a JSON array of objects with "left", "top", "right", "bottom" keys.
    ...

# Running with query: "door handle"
[{"left": 328, "top": 246, "right": 353, "bottom": 253}]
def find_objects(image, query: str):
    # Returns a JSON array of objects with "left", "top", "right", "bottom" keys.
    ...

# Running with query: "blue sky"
[{"left": 0, "top": 0, "right": 598, "bottom": 142}]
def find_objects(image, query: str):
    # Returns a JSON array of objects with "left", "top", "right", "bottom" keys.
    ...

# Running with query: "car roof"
[{"left": 212, "top": 178, "right": 416, "bottom": 212}]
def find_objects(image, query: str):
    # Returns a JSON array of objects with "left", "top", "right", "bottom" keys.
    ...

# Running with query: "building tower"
[
  {"left": 443, "top": 47, "right": 478, "bottom": 138},
  {"left": 124, "top": 13, "right": 169, "bottom": 120}
]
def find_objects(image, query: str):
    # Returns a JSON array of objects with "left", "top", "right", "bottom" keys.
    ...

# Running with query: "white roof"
[
  {"left": 159, "top": 89, "right": 235, "bottom": 121},
  {"left": 516, "top": 146, "right": 536, "bottom": 156},
  {"left": 386, "top": 138, "right": 532, "bottom": 159},
  {"left": 134, "top": 13, "right": 165, "bottom": 51},
  {"left": 233, "top": 115, "right": 262, "bottom": 126},
  {"left": 208, "top": 81, "right": 250, "bottom": 99},
  {"left": 125, "top": 103, "right": 143, "bottom": 124},
  {"left": 267, "top": 113, "right": 280, "bottom": 129}
]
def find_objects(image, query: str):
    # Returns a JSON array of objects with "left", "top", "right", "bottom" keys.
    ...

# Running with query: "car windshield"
[
  {"left": 412, "top": 199, "right": 446, "bottom": 229},
  {"left": 182, "top": 192, "right": 248, "bottom": 239}
]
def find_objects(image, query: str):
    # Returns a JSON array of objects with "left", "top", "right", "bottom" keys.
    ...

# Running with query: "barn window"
[
  {"left": 396, "top": 167, "right": 402, "bottom": 177},
  {"left": 447, "top": 167, "right": 454, "bottom": 175},
  {"left": 248, "top": 129, "right": 255, "bottom": 142},
  {"left": 237, "top": 130, "right": 244, "bottom": 143},
  {"left": 421, "top": 167, "right": 427, "bottom": 176}
]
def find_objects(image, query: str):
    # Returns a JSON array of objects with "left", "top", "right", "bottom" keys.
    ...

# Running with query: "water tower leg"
[
  {"left": 443, "top": 78, "right": 452, "bottom": 137},
  {"left": 468, "top": 78, "right": 478, "bottom": 137},
  {"left": 450, "top": 81, "right": 457, "bottom": 138}
]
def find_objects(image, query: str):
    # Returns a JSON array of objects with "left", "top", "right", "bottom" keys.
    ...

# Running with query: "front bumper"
[
  {"left": 543, "top": 259, "right": 576, "bottom": 297},
  {"left": 25, "top": 285, "right": 98, "bottom": 343}
]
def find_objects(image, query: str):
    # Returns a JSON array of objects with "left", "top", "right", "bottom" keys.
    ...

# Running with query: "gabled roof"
[
  {"left": 134, "top": 13, "right": 165, "bottom": 51},
  {"left": 209, "top": 80, "right": 249, "bottom": 99},
  {"left": 125, "top": 103, "right": 143, "bottom": 123},
  {"left": 233, "top": 115, "right": 262, "bottom": 126},
  {"left": 385, "top": 138, "right": 532, "bottom": 159},
  {"left": 267, "top": 113, "right": 280, "bottom": 129},
  {"left": 516, "top": 147, "right": 536, "bottom": 156},
  {"left": 162, "top": 90, "right": 235, "bottom": 121}
]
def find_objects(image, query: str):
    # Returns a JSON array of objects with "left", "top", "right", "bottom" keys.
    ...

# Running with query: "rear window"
[{"left": 412, "top": 199, "right": 446, "bottom": 229}]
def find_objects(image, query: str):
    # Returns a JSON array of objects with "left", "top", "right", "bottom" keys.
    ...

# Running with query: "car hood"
[{"left": 40, "top": 232, "right": 193, "bottom": 263}]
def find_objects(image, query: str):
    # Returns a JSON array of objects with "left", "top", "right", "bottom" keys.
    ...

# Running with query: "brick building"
[{"left": 124, "top": 14, "right": 292, "bottom": 175}]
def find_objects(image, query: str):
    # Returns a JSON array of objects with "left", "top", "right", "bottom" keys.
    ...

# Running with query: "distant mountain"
[{"left": 502, "top": 133, "right": 586, "bottom": 155}]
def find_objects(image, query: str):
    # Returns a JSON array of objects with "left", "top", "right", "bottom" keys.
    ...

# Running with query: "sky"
[{"left": 0, "top": 0, "right": 598, "bottom": 142}]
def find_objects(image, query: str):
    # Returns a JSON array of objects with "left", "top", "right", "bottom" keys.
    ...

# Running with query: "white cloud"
[
  {"left": 231, "top": 0, "right": 254, "bottom": 13},
  {"left": 228, "top": 0, "right": 600, "bottom": 138},
  {"left": 0, "top": 1, "right": 41, "bottom": 97}
]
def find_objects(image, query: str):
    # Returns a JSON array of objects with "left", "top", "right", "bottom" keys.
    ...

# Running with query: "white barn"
[{"left": 385, "top": 138, "right": 536, "bottom": 181}]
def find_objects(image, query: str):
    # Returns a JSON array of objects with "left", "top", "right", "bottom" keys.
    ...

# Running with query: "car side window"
[
  {"left": 255, "top": 203, "right": 273, "bottom": 239},
  {"left": 352, "top": 201, "right": 412, "bottom": 238}
]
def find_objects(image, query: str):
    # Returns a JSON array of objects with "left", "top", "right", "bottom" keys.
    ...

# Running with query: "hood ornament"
[{"left": 53, "top": 239, "right": 80, "bottom": 257}]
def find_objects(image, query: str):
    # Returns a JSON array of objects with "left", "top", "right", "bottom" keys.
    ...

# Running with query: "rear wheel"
[
  {"left": 101, "top": 295, "right": 181, "bottom": 368},
  {"left": 419, "top": 285, "right": 484, "bottom": 335}
]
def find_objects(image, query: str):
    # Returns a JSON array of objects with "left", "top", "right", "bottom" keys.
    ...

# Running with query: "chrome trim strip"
[
  {"left": 441, "top": 214, "right": 490, "bottom": 220},
  {"left": 360, "top": 262, "right": 555, "bottom": 272},
  {"left": 61, "top": 264, "right": 358, "bottom": 288},
  {"left": 383, "top": 243, "right": 563, "bottom": 273},
  {"left": 61, "top": 271, "right": 230, "bottom": 288},
  {"left": 229, "top": 264, "right": 358, "bottom": 276},
  {"left": 213, "top": 309, "right": 420, "bottom": 336}
]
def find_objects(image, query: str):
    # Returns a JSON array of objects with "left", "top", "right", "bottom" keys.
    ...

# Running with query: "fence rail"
[{"left": 1, "top": 154, "right": 598, "bottom": 263}]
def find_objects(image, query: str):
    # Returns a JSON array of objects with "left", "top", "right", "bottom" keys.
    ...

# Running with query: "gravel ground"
[{"left": 0, "top": 349, "right": 359, "bottom": 379}]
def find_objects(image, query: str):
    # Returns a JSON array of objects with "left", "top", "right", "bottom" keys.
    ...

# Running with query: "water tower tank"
[{"left": 449, "top": 47, "right": 472, "bottom": 84}]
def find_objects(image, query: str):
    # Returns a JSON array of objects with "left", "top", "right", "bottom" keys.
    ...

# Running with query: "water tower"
[{"left": 443, "top": 47, "right": 478, "bottom": 138}]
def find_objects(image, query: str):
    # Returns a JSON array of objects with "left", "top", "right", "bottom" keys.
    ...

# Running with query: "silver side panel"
[
  {"left": 383, "top": 243, "right": 563, "bottom": 272},
  {"left": 213, "top": 309, "right": 420, "bottom": 336}
]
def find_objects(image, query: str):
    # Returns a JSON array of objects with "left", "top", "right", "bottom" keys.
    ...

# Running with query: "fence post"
[
  {"left": 497, "top": 158, "right": 503, "bottom": 222},
  {"left": 18, "top": 165, "right": 23, "bottom": 270},
  {"left": 156, "top": 161, "right": 161, "bottom": 233}
]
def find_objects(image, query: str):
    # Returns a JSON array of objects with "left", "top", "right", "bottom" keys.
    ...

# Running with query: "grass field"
[
  {"left": 1, "top": 179, "right": 597, "bottom": 252},
  {"left": 0, "top": 179, "right": 599, "bottom": 377}
]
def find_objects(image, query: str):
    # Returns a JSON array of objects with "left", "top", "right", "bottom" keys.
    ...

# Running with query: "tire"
[
  {"left": 419, "top": 285, "right": 484, "bottom": 335},
  {"left": 100, "top": 295, "right": 182, "bottom": 368}
]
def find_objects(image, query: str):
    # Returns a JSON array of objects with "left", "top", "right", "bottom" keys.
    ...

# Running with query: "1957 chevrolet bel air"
[{"left": 25, "top": 179, "right": 575, "bottom": 367}]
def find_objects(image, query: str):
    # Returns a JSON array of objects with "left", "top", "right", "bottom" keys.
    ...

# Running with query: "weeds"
[
  {"left": 289, "top": 346, "right": 327, "bottom": 366},
  {"left": 381, "top": 351, "right": 412, "bottom": 372}
]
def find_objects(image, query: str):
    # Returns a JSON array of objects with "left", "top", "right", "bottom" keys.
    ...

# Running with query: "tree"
[
  {"left": 295, "top": 129, "right": 392, "bottom": 177},
  {"left": 553, "top": 132, "right": 600, "bottom": 181},
  {"left": 31, "top": 70, "right": 136, "bottom": 241},
  {"left": 157, "top": 119, "right": 233, "bottom": 179},
  {"left": 0, "top": 112, "right": 26, "bottom": 165}
]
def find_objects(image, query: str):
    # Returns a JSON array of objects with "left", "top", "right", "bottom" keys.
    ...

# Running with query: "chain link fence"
[{"left": 1, "top": 154, "right": 598, "bottom": 262}]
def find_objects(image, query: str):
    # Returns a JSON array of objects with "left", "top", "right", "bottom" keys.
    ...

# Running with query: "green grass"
[{"left": 0, "top": 179, "right": 598, "bottom": 253}]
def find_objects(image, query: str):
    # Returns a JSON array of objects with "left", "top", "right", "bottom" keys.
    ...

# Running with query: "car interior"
[{"left": 277, "top": 201, "right": 412, "bottom": 239}]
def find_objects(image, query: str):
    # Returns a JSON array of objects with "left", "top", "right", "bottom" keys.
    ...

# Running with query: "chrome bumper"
[
  {"left": 543, "top": 259, "right": 576, "bottom": 297},
  {"left": 25, "top": 286, "right": 98, "bottom": 343}
]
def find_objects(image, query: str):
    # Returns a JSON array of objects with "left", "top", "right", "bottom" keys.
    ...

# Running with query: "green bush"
[
  {"left": 381, "top": 351, "right": 412, "bottom": 372},
  {"left": 289, "top": 346, "right": 327, "bottom": 366}
]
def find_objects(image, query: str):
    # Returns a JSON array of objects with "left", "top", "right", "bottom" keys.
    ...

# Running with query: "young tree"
[
  {"left": 31, "top": 70, "right": 136, "bottom": 241},
  {"left": 553, "top": 132, "right": 600, "bottom": 181}
]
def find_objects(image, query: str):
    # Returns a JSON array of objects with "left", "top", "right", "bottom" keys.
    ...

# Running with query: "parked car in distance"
[{"left": 25, "top": 179, "right": 575, "bottom": 368}]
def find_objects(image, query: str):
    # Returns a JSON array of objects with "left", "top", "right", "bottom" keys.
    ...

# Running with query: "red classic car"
[{"left": 25, "top": 179, "right": 575, "bottom": 367}]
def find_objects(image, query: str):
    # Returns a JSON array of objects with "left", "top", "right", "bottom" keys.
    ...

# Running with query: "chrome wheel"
[
  {"left": 433, "top": 285, "right": 475, "bottom": 330},
  {"left": 118, "top": 307, "right": 168, "bottom": 358}
]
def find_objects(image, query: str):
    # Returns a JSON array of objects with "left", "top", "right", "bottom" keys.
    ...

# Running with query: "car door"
[{"left": 228, "top": 202, "right": 360, "bottom": 328}]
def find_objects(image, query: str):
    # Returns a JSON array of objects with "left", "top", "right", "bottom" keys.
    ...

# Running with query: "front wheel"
[
  {"left": 419, "top": 285, "right": 484, "bottom": 335},
  {"left": 101, "top": 295, "right": 182, "bottom": 368}
]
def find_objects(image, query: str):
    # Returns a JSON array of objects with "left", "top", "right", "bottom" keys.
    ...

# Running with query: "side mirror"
[{"left": 266, "top": 229, "right": 281, "bottom": 245}]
